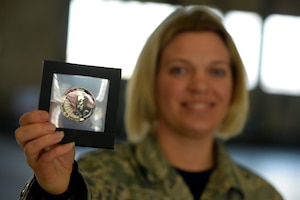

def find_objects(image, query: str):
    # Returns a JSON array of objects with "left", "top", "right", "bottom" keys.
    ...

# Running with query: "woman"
[{"left": 16, "top": 5, "right": 282, "bottom": 200}]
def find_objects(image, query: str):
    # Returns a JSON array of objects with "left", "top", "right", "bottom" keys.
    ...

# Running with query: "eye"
[
  {"left": 210, "top": 67, "right": 229, "bottom": 77},
  {"left": 211, "top": 68, "right": 226, "bottom": 76},
  {"left": 169, "top": 66, "right": 187, "bottom": 75}
]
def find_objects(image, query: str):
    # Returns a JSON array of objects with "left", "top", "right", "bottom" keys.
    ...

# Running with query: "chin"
[{"left": 181, "top": 126, "right": 215, "bottom": 138}]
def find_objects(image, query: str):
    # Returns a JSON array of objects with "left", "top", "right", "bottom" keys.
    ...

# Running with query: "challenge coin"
[{"left": 61, "top": 87, "right": 96, "bottom": 122}]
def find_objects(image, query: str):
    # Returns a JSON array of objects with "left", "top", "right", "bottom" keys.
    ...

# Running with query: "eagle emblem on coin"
[{"left": 61, "top": 87, "right": 96, "bottom": 122}]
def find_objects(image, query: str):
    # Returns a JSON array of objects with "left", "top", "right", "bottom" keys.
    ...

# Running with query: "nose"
[{"left": 188, "top": 71, "right": 209, "bottom": 94}]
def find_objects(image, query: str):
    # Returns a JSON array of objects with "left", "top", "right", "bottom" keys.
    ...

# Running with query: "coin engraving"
[{"left": 61, "top": 88, "right": 96, "bottom": 122}]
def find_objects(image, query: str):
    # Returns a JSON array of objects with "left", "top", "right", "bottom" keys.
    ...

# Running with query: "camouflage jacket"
[
  {"left": 20, "top": 134, "right": 282, "bottom": 200},
  {"left": 77, "top": 134, "right": 282, "bottom": 200}
]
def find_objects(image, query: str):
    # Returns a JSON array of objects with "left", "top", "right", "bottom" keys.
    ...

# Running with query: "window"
[
  {"left": 224, "top": 11, "right": 262, "bottom": 90},
  {"left": 261, "top": 14, "right": 300, "bottom": 95},
  {"left": 66, "top": 0, "right": 175, "bottom": 78}
]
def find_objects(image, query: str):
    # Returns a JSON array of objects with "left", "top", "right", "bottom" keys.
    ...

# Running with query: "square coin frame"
[{"left": 38, "top": 60, "right": 121, "bottom": 149}]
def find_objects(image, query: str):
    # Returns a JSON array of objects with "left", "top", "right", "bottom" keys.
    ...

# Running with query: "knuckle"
[
  {"left": 23, "top": 142, "right": 37, "bottom": 156},
  {"left": 14, "top": 127, "right": 25, "bottom": 145},
  {"left": 23, "top": 145, "right": 31, "bottom": 156},
  {"left": 14, "top": 127, "right": 21, "bottom": 138},
  {"left": 18, "top": 112, "right": 30, "bottom": 126}
]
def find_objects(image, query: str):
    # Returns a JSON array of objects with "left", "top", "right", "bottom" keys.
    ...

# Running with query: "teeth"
[{"left": 188, "top": 103, "right": 208, "bottom": 109}]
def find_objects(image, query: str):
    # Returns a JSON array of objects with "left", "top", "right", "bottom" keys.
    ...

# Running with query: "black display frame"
[{"left": 38, "top": 60, "right": 121, "bottom": 149}]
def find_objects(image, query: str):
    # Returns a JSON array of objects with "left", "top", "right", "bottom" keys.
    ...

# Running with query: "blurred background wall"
[
  {"left": 1, "top": 0, "right": 300, "bottom": 146},
  {"left": 0, "top": 0, "right": 69, "bottom": 132}
]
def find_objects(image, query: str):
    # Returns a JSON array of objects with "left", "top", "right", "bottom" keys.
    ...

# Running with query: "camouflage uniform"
[
  {"left": 20, "top": 134, "right": 282, "bottom": 200},
  {"left": 78, "top": 134, "right": 282, "bottom": 200}
]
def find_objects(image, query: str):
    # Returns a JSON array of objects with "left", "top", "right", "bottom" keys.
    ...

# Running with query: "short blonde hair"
[{"left": 125, "top": 5, "right": 249, "bottom": 142}]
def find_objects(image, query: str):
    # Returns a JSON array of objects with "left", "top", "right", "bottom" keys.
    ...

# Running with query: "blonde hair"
[{"left": 125, "top": 5, "right": 249, "bottom": 142}]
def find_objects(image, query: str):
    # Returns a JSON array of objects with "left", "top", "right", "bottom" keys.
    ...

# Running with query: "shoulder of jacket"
[
  {"left": 233, "top": 163, "right": 282, "bottom": 198},
  {"left": 234, "top": 164, "right": 268, "bottom": 185}
]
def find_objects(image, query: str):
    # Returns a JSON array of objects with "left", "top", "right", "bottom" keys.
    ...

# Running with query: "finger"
[
  {"left": 19, "top": 110, "right": 49, "bottom": 126},
  {"left": 24, "top": 131, "right": 65, "bottom": 167},
  {"left": 15, "top": 122, "right": 56, "bottom": 147},
  {"left": 39, "top": 142, "right": 76, "bottom": 165}
]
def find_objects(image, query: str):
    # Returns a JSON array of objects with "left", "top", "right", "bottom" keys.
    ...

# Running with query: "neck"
[{"left": 156, "top": 127, "right": 215, "bottom": 172}]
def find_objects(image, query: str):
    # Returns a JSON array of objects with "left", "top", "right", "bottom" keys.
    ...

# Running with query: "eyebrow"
[{"left": 164, "top": 58, "right": 230, "bottom": 66}]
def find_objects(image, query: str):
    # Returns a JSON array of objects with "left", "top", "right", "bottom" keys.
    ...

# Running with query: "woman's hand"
[{"left": 15, "top": 110, "right": 75, "bottom": 195}]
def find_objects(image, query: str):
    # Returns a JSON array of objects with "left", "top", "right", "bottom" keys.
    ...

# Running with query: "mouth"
[{"left": 182, "top": 102, "right": 214, "bottom": 110}]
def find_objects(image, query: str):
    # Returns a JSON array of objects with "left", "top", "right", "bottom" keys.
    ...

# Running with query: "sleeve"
[{"left": 19, "top": 161, "right": 89, "bottom": 200}]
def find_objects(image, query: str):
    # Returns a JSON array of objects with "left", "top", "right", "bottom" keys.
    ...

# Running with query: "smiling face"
[{"left": 156, "top": 31, "right": 233, "bottom": 139}]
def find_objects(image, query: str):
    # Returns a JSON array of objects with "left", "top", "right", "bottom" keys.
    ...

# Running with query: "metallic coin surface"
[{"left": 61, "top": 87, "right": 96, "bottom": 122}]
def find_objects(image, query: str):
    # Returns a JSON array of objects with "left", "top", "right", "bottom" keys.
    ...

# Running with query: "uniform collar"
[
  {"left": 133, "top": 133, "right": 192, "bottom": 198},
  {"left": 202, "top": 141, "right": 244, "bottom": 199},
  {"left": 134, "top": 133, "right": 171, "bottom": 183}
]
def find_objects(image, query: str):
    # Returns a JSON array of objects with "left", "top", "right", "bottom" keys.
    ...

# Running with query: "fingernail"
[
  {"left": 64, "top": 142, "right": 75, "bottom": 150},
  {"left": 54, "top": 131, "right": 64, "bottom": 139},
  {"left": 46, "top": 124, "right": 56, "bottom": 132}
]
